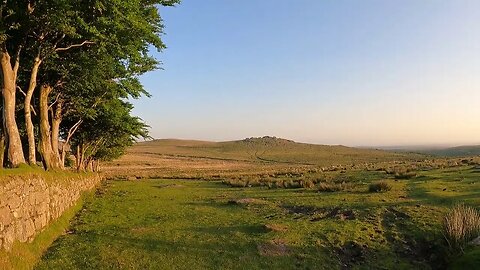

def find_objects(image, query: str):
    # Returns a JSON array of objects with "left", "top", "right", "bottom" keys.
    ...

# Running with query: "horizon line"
[{"left": 137, "top": 136, "right": 480, "bottom": 149}]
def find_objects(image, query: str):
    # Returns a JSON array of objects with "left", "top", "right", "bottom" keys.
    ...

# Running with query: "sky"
[{"left": 134, "top": 0, "right": 480, "bottom": 147}]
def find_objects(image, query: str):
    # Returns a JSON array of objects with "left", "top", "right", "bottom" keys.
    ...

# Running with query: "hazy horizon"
[
  {"left": 134, "top": 1, "right": 480, "bottom": 147},
  {"left": 142, "top": 136, "right": 480, "bottom": 149}
]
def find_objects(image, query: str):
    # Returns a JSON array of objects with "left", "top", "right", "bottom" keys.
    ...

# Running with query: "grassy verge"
[{"left": 0, "top": 191, "right": 93, "bottom": 270}]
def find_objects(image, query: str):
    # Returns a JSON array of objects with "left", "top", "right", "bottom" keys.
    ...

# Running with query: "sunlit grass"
[{"left": 36, "top": 167, "right": 480, "bottom": 269}]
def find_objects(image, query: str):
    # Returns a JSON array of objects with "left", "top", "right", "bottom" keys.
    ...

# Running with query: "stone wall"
[{"left": 0, "top": 173, "right": 102, "bottom": 250}]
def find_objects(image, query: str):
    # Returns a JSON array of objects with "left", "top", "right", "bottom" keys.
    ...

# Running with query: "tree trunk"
[
  {"left": 0, "top": 95, "right": 5, "bottom": 169},
  {"left": 75, "top": 145, "right": 80, "bottom": 169},
  {"left": 61, "top": 144, "right": 68, "bottom": 168},
  {"left": 0, "top": 133, "right": 5, "bottom": 169},
  {"left": 88, "top": 159, "right": 93, "bottom": 172},
  {"left": 51, "top": 100, "right": 62, "bottom": 167},
  {"left": 61, "top": 119, "right": 82, "bottom": 167},
  {"left": 38, "top": 85, "right": 60, "bottom": 170},
  {"left": 76, "top": 144, "right": 85, "bottom": 172},
  {"left": 0, "top": 50, "right": 25, "bottom": 167},
  {"left": 24, "top": 56, "right": 42, "bottom": 165},
  {"left": 94, "top": 160, "right": 100, "bottom": 172}
]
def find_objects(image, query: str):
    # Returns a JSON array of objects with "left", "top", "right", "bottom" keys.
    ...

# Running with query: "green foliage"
[
  {"left": 72, "top": 99, "right": 149, "bottom": 164},
  {"left": 0, "top": 0, "right": 179, "bottom": 168}
]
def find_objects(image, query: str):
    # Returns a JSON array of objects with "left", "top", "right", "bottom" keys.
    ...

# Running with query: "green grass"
[
  {"left": 0, "top": 191, "right": 92, "bottom": 270},
  {"left": 450, "top": 247, "right": 480, "bottom": 269},
  {"left": 36, "top": 167, "right": 480, "bottom": 269}
]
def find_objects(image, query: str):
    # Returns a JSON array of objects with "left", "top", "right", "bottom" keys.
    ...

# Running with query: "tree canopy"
[{"left": 0, "top": 0, "right": 179, "bottom": 170}]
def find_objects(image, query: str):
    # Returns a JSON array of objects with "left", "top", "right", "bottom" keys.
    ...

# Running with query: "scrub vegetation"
[{"left": 36, "top": 138, "right": 480, "bottom": 269}]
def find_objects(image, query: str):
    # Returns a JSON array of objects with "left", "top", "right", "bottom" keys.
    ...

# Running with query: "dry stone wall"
[{"left": 0, "top": 173, "right": 101, "bottom": 250}]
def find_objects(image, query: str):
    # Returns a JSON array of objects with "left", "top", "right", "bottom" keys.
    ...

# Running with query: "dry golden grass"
[
  {"left": 102, "top": 138, "right": 429, "bottom": 180},
  {"left": 443, "top": 204, "right": 480, "bottom": 251}
]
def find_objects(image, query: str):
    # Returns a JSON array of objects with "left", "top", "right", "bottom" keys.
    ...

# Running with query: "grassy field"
[
  {"left": 128, "top": 137, "right": 416, "bottom": 164},
  {"left": 103, "top": 137, "right": 429, "bottom": 180},
  {"left": 29, "top": 138, "right": 480, "bottom": 269},
  {"left": 37, "top": 166, "right": 480, "bottom": 269}
]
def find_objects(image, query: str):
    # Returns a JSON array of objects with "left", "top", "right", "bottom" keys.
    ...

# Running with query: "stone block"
[
  {"left": 0, "top": 206, "right": 12, "bottom": 226},
  {"left": 3, "top": 226, "right": 15, "bottom": 250},
  {"left": 25, "top": 219, "right": 35, "bottom": 240},
  {"left": 7, "top": 195, "right": 21, "bottom": 209}
]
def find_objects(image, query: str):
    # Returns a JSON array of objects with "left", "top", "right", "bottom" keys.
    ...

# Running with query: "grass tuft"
[
  {"left": 443, "top": 204, "right": 480, "bottom": 251},
  {"left": 317, "top": 182, "right": 352, "bottom": 192},
  {"left": 368, "top": 180, "right": 392, "bottom": 192}
]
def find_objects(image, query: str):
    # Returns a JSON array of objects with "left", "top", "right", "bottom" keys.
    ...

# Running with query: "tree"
[
  {"left": 0, "top": 0, "right": 94, "bottom": 166},
  {"left": 70, "top": 99, "right": 149, "bottom": 171},
  {"left": 0, "top": 0, "right": 179, "bottom": 169}
]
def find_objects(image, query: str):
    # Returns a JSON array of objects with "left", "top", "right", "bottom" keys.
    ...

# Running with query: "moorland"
[{"left": 37, "top": 137, "right": 480, "bottom": 269}]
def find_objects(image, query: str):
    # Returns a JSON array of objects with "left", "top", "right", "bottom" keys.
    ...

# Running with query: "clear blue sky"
[{"left": 134, "top": 0, "right": 480, "bottom": 146}]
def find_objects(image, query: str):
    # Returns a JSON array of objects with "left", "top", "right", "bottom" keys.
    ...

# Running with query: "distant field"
[
  {"left": 103, "top": 137, "right": 426, "bottom": 179},
  {"left": 419, "top": 145, "right": 480, "bottom": 157},
  {"left": 129, "top": 137, "right": 419, "bottom": 164}
]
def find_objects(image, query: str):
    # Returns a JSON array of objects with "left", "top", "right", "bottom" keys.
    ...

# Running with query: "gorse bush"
[
  {"left": 368, "top": 181, "right": 392, "bottom": 192},
  {"left": 443, "top": 204, "right": 480, "bottom": 251}
]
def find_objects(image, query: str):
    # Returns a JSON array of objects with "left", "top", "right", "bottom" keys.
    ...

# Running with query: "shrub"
[
  {"left": 246, "top": 179, "right": 261, "bottom": 187},
  {"left": 317, "top": 182, "right": 352, "bottom": 192},
  {"left": 443, "top": 204, "right": 480, "bottom": 251},
  {"left": 284, "top": 180, "right": 301, "bottom": 189},
  {"left": 300, "top": 180, "right": 315, "bottom": 189},
  {"left": 368, "top": 181, "right": 392, "bottom": 192}
]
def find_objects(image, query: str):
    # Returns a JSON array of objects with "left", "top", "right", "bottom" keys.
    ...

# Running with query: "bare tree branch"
[
  {"left": 48, "top": 93, "right": 61, "bottom": 110},
  {"left": 30, "top": 105, "right": 37, "bottom": 116},
  {"left": 13, "top": 46, "right": 22, "bottom": 77},
  {"left": 53, "top": 33, "right": 66, "bottom": 50},
  {"left": 55, "top": 41, "right": 95, "bottom": 52},
  {"left": 17, "top": 86, "right": 26, "bottom": 97}
]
